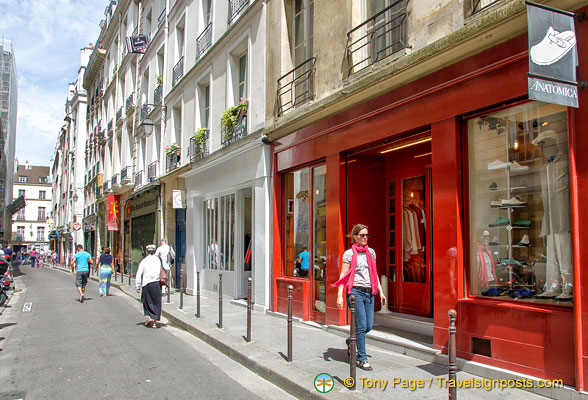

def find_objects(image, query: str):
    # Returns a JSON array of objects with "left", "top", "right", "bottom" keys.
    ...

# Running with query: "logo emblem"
[{"left": 314, "top": 373, "right": 334, "bottom": 393}]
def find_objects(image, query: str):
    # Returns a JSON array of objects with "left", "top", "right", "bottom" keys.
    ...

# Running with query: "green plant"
[
  {"left": 165, "top": 143, "right": 181, "bottom": 156},
  {"left": 194, "top": 127, "right": 209, "bottom": 145},
  {"left": 156, "top": 74, "right": 163, "bottom": 85}
]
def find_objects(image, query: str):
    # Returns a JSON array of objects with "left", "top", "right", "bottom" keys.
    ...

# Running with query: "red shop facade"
[{"left": 271, "top": 19, "right": 588, "bottom": 390}]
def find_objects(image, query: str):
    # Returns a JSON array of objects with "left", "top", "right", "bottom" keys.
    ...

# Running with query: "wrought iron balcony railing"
[
  {"left": 470, "top": 0, "right": 500, "bottom": 15},
  {"left": 172, "top": 57, "right": 184, "bottom": 87},
  {"left": 135, "top": 170, "right": 144, "bottom": 187},
  {"left": 140, "top": 102, "right": 150, "bottom": 121},
  {"left": 228, "top": 0, "right": 249, "bottom": 24},
  {"left": 166, "top": 153, "right": 180, "bottom": 172},
  {"left": 158, "top": 8, "right": 166, "bottom": 28},
  {"left": 125, "top": 92, "right": 135, "bottom": 113},
  {"left": 15, "top": 234, "right": 24, "bottom": 241},
  {"left": 116, "top": 107, "right": 123, "bottom": 122},
  {"left": 154, "top": 84, "right": 163, "bottom": 105},
  {"left": 346, "top": 0, "right": 408, "bottom": 75},
  {"left": 108, "top": 119, "right": 114, "bottom": 132},
  {"left": 148, "top": 160, "right": 159, "bottom": 182},
  {"left": 189, "top": 135, "right": 209, "bottom": 162},
  {"left": 120, "top": 166, "right": 130, "bottom": 181},
  {"left": 111, "top": 173, "right": 119, "bottom": 187},
  {"left": 276, "top": 57, "right": 316, "bottom": 116},
  {"left": 103, "top": 180, "right": 110, "bottom": 193},
  {"left": 196, "top": 23, "right": 212, "bottom": 59},
  {"left": 221, "top": 105, "right": 247, "bottom": 147}
]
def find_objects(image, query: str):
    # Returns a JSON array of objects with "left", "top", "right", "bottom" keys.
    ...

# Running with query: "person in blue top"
[
  {"left": 297, "top": 247, "right": 310, "bottom": 277},
  {"left": 71, "top": 244, "right": 94, "bottom": 303}
]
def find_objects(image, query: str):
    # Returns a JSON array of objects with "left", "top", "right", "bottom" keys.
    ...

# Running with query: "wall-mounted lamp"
[{"left": 141, "top": 118, "right": 154, "bottom": 135}]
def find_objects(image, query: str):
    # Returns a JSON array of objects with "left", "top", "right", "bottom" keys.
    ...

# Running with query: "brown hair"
[
  {"left": 347, "top": 224, "right": 368, "bottom": 242},
  {"left": 103, "top": 247, "right": 111, "bottom": 254}
]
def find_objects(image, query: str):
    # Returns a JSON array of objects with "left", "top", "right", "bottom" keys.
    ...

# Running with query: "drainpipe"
[{"left": 160, "top": 0, "right": 170, "bottom": 242}]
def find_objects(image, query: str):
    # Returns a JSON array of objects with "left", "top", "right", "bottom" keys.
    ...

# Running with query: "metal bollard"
[
  {"left": 287, "top": 285, "right": 293, "bottom": 362},
  {"left": 196, "top": 270, "right": 200, "bottom": 318},
  {"left": 179, "top": 267, "right": 184, "bottom": 310},
  {"left": 128, "top": 262, "right": 131, "bottom": 286},
  {"left": 166, "top": 269, "right": 171, "bottom": 304},
  {"left": 349, "top": 295, "right": 357, "bottom": 390},
  {"left": 246, "top": 277, "right": 252, "bottom": 342},
  {"left": 448, "top": 309, "right": 457, "bottom": 400},
  {"left": 218, "top": 273, "right": 223, "bottom": 328}
]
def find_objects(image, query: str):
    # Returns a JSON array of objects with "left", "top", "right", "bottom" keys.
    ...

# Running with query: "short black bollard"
[
  {"left": 246, "top": 277, "right": 252, "bottom": 342},
  {"left": 196, "top": 270, "right": 200, "bottom": 318},
  {"left": 448, "top": 309, "right": 457, "bottom": 400},
  {"left": 218, "top": 273, "right": 223, "bottom": 328},
  {"left": 128, "top": 262, "right": 131, "bottom": 286},
  {"left": 179, "top": 267, "right": 184, "bottom": 310},
  {"left": 349, "top": 295, "right": 357, "bottom": 390},
  {"left": 166, "top": 269, "right": 171, "bottom": 304},
  {"left": 287, "top": 285, "right": 293, "bottom": 362}
]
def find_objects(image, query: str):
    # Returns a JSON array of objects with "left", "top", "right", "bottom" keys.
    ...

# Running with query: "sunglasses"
[{"left": 357, "top": 234, "right": 370, "bottom": 238}]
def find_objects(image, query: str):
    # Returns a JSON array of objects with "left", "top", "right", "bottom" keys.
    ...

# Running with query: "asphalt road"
[{"left": 0, "top": 264, "right": 295, "bottom": 400}]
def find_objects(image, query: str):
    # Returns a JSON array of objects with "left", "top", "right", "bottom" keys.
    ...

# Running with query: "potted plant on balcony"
[
  {"left": 239, "top": 97, "right": 248, "bottom": 117},
  {"left": 221, "top": 102, "right": 248, "bottom": 141},
  {"left": 156, "top": 74, "right": 163, "bottom": 86},
  {"left": 194, "top": 127, "right": 209, "bottom": 148},
  {"left": 165, "top": 142, "right": 181, "bottom": 157}
]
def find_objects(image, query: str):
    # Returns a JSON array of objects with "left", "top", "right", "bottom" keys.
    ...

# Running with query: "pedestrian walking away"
[
  {"left": 98, "top": 247, "right": 113, "bottom": 296},
  {"left": 333, "top": 224, "right": 387, "bottom": 372},
  {"left": 30, "top": 247, "right": 38, "bottom": 268},
  {"left": 71, "top": 244, "right": 94, "bottom": 303},
  {"left": 136, "top": 244, "right": 169, "bottom": 328},
  {"left": 155, "top": 238, "right": 175, "bottom": 290}
]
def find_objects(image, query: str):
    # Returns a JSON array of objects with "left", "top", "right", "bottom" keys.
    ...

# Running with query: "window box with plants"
[
  {"left": 220, "top": 98, "right": 248, "bottom": 146},
  {"left": 191, "top": 127, "right": 209, "bottom": 161},
  {"left": 165, "top": 143, "right": 181, "bottom": 171}
]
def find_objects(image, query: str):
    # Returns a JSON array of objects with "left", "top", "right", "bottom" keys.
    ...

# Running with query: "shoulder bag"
[{"left": 159, "top": 257, "right": 169, "bottom": 286}]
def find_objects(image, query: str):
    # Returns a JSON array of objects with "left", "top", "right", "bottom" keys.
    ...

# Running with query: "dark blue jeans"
[{"left": 347, "top": 288, "right": 374, "bottom": 362}]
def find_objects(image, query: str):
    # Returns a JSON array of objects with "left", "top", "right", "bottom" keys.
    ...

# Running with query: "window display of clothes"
[
  {"left": 535, "top": 136, "right": 573, "bottom": 300},
  {"left": 477, "top": 244, "right": 497, "bottom": 289},
  {"left": 402, "top": 178, "right": 427, "bottom": 284}
]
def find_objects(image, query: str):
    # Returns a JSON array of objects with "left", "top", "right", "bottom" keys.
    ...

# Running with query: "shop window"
[
  {"left": 467, "top": 101, "right": 572, "bottom": 305},
  {"left": 204, "top": 194, "right": 235, "bottom": 271},
  {"left": 283, "top": 165, "right": 327, "bottom": 282}
]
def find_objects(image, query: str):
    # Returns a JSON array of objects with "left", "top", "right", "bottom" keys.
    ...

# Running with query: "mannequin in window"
[
  {"left": 532, "top": 130, "right": 572, "bottom": 300},
  {"left": 476, "top": 228, "right": 497, "bottom": 292}
]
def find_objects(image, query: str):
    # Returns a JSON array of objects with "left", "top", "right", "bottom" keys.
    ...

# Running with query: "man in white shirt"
[
  {"left": 155, "top": 238, "right": 175, "bottom": 291},
  {"left": 136, "top": 244, "right": 169, "bottom": 328}
]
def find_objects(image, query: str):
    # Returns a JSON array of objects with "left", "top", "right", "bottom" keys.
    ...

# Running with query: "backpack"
[{"left": 168, "top": 247, "right": 175, "bottom": 265}]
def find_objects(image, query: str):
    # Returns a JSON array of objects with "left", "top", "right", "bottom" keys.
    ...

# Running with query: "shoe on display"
[
  {"left": 510, "top": 161, "right": 529, "bottom": 171},
  {"left": 490, "top": 200, "right": 502, "bottom": 208},
  {"left": 501, "top": 197, "right": 527, "bottom": 207},
  {"left": 512, "top": 219, "right": 531, "bottom": 227},
  {"left": 554, "top": 286, "right": 573, "bottom": 300},
  {"left": 536, "top": 281, "right": 561, "bottom": 298},
  {"left": 530, "top": 26, "right": 577, "bottom": 66},
  {"left": 510, "top": 288, "right": 536, "bottom": 299},
  {"left": 489, "top": 182, "right": 498, "bottom": 191},
  {"left": 482, "top": 287, "right": 505, "bottom": 296},
  {"left": 489, "top": 217, "right": 510, "bottom": 227},
  {"left": 488, "top": 235, "right": 500, "bottom": 246},
  {"left": 518, "top": 235, "right": 531, "bottom": 247},
  {"left": 488, "top": 160, "right": 511, "bottom": 170},
  {"left": 499, "top": 258, "right": 524, "bottom": 267}
]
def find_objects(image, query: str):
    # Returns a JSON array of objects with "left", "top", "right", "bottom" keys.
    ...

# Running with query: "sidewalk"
[{"left": 51, "top": 263, "right": 585, "bottom": 400}]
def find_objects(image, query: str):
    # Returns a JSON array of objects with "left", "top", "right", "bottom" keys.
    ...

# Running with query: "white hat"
[
  {"left": 146, "top": 244, "right": 156, "bottom": 251},
  {"left": 531, "top": 130, "right": 564, "bottom": 145}
]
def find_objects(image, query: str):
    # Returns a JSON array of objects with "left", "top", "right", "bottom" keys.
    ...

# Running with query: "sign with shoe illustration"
[{"left": 527, "top": 2, "right": 581, "bottom": 108}]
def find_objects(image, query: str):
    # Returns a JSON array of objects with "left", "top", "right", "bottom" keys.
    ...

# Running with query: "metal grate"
[
  {"left": 189, "top": 135, "right": 209, "bottom": 162},
  {"left": 172, "top": 57, "right": 184, "bottom": 87},
  {"left": 154, "top": 84, "right": 163, "bottom": 105},
  {"left": 228, "top": 0, "right": 249, "bottom": 24}
]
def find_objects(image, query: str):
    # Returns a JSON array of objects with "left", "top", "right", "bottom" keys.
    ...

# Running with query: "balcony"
[
  {"left": 97, "top": 129, "right": 105, "bottom": 143},
  {"left": 148, "top": 161, "right": 159, "bottom": 182},
  {"left": 103, "top": 180, "right": 110, "bottom": 193},
  {"left": 196, "top": 23, "right": 212, "bottom": 60},
  {"left": 15, "top": 234, "right": 24, "bottom": 242},
  {"left": 158, "top": 7, "right": 166, "bottom": 28},
  {"left": 166, "top": 153, "right": 180, "bottom": 173},
  {"left": 120, "top": 166, "right": 130, "bottom": 182},
  {"left": 125, "top": 93, "right": 135, "bottom": 114},
  {"left": 140, "top": 102, "right": 150, "bottom": 121},
  {"left": 108, "top": 119, "right": 114, "bottom": 133},
  {"left": 346, "top": 0, "right": 408, "bottom": 75},
  {"left": 111, "top": 173, "right": 119, "bottom": 187},
  {"left": 276, "top": 57, "right": 316, "bottom": 116},
  {"left": 228, "top": 0, "right": 249, "bottom": 24},
  {"left": 134, "top": 170, "right": 144, "bottom": 187},
  {"left": 172, "top": 57, "right": 184, "bottom": 87},
  {"left": 154, "top": 84, "right": 163, "bottom": 105},
  {"left": 469, "top": 0, "right": 500, "bottom": 15},
  {"left": 116, "top": 107, "right": 123, "bottom": 123},
  {"left": 38, "top": 214, "right": 46, "bottom": 221},
  {"left": 221, "top": 104, "right": 247, "bottom": 147},
  {"left": 36, "top": 236, "right": 45, "bottom": 242},
  {"left": 189, "top": 135, "right": 209, "bottom": 162},
  {"left": 96, "top": 184, "right": 103, "bottom": 197}
]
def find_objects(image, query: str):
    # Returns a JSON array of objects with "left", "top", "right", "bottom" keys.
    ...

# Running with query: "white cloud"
[{"left": 0, "top": 0, "right": 105, "bottom": 166}]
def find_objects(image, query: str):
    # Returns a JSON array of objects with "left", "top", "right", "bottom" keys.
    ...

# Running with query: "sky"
[{"left": 0, "top": 0, "right": 106, "bottom": 167}]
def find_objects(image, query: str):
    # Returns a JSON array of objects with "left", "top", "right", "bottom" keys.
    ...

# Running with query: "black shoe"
[{"left": 358, "top": 361, "right": 373, "bottom": 371}]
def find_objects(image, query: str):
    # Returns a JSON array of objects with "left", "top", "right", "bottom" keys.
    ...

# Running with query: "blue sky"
[{"left": 0, "top": 0, "right": 106, "bottom": 167}]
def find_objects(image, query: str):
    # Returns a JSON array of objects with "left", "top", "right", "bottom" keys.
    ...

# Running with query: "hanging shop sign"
[
  {"left": 125, "top": 35, "right": 150, "bottom": 54},
  {"left": 72, "top": 222, "right": 81, "bottom": 231},
  {"left": 527, "top": 1, "right": 582, "bottom": 108},
  {"left": 108, "top": 195, "right": 121, "bottom": 231}
]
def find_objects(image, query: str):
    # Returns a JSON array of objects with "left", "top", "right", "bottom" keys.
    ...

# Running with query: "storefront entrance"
[{"left": 347, "top": 133, "right": 432, "bottom": 318}]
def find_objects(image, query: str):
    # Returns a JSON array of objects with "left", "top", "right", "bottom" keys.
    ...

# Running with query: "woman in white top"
[{"left": 135, "top": 244, "right": 170, "bottom": 328}]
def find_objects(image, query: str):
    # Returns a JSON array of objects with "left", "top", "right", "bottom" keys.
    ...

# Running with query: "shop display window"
[
  {"left": 203, "top": 194, "right": 235, "bottom": 271},
  {"left": 467, "top": 101, "right": 572, "bottom": 306}
]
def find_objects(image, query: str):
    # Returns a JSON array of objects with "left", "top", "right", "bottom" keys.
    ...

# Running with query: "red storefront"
[{"left": 271, "top": 13, "right": 588, "bottom": 391}]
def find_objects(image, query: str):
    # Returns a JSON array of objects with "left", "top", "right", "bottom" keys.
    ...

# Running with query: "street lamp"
[{"left": 141, "top": 118, "right": 154, "bottom": 135}]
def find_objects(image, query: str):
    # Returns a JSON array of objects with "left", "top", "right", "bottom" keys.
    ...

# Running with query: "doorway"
[{"left": 236, "top": 188, "right": 252, "bottom": 299}]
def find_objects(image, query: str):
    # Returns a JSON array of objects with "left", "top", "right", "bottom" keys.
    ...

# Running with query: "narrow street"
[{"left": 0, "top": 265, "right": 294, "bottom": 400}]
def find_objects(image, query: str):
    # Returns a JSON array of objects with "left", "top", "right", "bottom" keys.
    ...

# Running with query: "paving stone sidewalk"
[{"left": 49, "top": 263, "right": 584, "bottom": 400}]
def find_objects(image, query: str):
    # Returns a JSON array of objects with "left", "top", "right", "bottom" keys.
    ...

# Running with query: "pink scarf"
[{"left": 332, "top": 243, "right": 379, "bottom": 295}]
